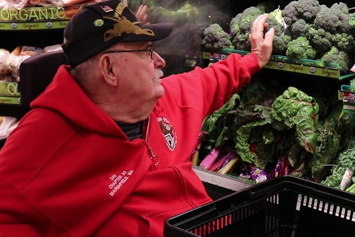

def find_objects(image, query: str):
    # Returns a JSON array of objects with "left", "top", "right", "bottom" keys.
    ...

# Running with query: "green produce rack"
[
  {"left": 205, "top": 49, "right": 355, "bottom": 81},
  {"left": 341, "top": 84, "right": 355, "bottom": 114}
]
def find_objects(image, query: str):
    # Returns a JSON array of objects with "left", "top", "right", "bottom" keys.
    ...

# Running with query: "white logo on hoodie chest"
[{"left": 108, "top": 170, "right": 134, "bottom": 196}]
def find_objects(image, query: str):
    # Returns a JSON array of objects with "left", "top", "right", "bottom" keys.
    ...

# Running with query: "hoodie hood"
[{"left": 31, "top": 65, "right": 122, "bottom": 137}]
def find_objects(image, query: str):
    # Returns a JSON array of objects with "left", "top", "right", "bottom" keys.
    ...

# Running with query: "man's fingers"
[
  {"left": 249, "top": 13, "right": 274, "bottom": 68},
  {"left": 264, "top": 27, "right": 275, "bottom": 44},
  {"left": 136, "top": 5, "right": 148, "bottom": 23},
  {"left": 251, "top": 14, "right": 269, "bottom": 36}
]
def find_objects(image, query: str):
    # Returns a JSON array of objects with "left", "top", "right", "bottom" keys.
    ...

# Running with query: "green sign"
[
  {"left": 0, "top": 7, "right": 66, "bottom": 21},
  {"left": 0, "top": 20, "right": 68, "bottom": 30},
  {"left": 0, "top": 96, "right": 20, "bottom": 105},
  {"left": 265, "top": 61, "right": 340, "bottom": 79}
]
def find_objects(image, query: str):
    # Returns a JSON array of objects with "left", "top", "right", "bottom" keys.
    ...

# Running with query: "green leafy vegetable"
[{"left": 272, "top": 87, "right": 319, "bottom": 154}]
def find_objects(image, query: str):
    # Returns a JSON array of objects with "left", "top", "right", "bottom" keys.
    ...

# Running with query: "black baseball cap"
[{"left": 62, "top": 0, "right": 173, "bottom": 67}]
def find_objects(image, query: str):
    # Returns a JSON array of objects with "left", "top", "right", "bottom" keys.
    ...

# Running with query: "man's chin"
[{"left": 155, "top": 85, "right": 165, "bottom": 98}]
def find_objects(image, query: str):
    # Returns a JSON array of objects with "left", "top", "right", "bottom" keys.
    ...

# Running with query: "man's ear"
[{"left": 99, "top": 54, "right": 118, "bottom": 87}]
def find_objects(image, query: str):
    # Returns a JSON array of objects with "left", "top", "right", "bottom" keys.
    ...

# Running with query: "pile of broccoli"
[
  {"left": 201, "top": 0, "right": 355, "bottom": 74},
  {"left": 283, "top": 0, "right": 355, "bottom": 73},
  {"left": 201, "top": 3, "right": 275, "bottom": 51}
]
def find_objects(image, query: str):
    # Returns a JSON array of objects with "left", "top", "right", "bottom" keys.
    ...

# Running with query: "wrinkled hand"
[
  {"left": 249, "top": 14, "right": 275, "bottom": 68},
  {"left": 136, "top": 5, "right": 149, "bottom": 24}
]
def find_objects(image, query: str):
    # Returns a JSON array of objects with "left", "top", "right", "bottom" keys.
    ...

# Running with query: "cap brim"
[{"left": 120, "top": 23, "right": 174, "bottom": 42}]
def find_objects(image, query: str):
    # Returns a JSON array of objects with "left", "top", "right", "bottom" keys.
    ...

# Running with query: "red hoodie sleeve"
[
  {"left": 162, "top": 53, "right": 260, "bottom": 118},
  {"left": 0, "top": 180, "right": 68, "bottom": 236}
]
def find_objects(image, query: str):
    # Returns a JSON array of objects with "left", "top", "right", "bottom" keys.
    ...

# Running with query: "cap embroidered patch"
[
  {"left": 103, "top": 2, "right": 154, "bottom": 42},
  {"left": 101, "top": 5, "right": 114, "bottom": 13}
]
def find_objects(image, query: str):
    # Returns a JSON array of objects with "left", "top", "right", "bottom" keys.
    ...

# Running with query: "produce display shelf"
[
  {"left": 204, "top": 49, "right": 355, "bottom": 80},
  {"left": 193, "top": 166, "right": 253, "bottom": 192}
]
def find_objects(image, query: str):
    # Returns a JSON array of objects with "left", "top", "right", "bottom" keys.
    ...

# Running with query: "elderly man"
[{"left": 0, "top": 0, "right": 274, "bottom": 236}]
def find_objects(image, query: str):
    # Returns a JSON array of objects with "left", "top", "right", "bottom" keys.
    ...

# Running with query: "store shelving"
[
  {"left": 206, "top": 49, "right": 355, "bottom": 81},
  {"left": 0, "top": 4, "right": 83, "bottom": 116},
  {"left": 193, "top": 166, "right": 253, "bottom": 191}
]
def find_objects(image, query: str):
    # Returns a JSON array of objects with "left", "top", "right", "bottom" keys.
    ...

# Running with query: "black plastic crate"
[{"left": 164, "top": 175, "right": 355, "bottom": 237}]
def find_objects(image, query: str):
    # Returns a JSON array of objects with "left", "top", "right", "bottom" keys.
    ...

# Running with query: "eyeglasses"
[{"left": 102, "top": 49, "right": 154, "bottom": 60}]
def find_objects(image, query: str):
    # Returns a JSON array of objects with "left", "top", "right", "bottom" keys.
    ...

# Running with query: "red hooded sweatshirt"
[{"left": 0, "top": 53, "right": 259, "bottom": 236}]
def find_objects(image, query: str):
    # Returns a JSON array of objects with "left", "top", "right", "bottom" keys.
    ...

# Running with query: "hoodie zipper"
[
  {"left": 144, "top": 116, "right": 159, "bottom": 167},
  {"left": 148, "top": 146, "right": 159, "bottom": 166}
]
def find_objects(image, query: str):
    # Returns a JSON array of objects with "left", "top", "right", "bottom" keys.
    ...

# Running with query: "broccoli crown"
[
  {"left": 273, "top": 33, "right": 292, "bottom": 55},
  {"left": 282, "top": 1, "right": 298, "bottom": 25},
  {"left": 267, "top": 18, "right": 284, "bottom": 36},
  {"left": 290, "top": 19, "right": 311, "bottom": 38},
  {"left": 332, "top": 33, "right": 355, "bottom": 53},
  {"left": 349, "top": 14, "right": 355, "bottom": 28},
  {"left": 238, "top": 7, "right": 264, "bottom": 32},
  {"left": 321, "top": 46, "right": 352, "bottom": 74},
  {"left": 312, "top": 2, "right": 355, "bottom": 34},
  {"left": 329, "top": 3, "right": 355, "bottom": 33},
  {"left": 202, "top": 23, "right": 232, "bottom": 51},
  {"left": 216, "top": 37, "right": 233, "bottom": 49},
  {"left": 306, "top": 25, "right": 333, "bottom": 55},
  {"left": 330, "top": 2, "right": 349, "bottom": 16},
  {"left": 233, "top": 33, "right": 251, "bottom": 51},
  {"left": 266, "top": 8, "right": 285, "bottom": 36},
  {"left": 296, "top": 0, "right": 321, "bottom": 20},
  {"left": 286, "top": 36, "right": 317, "bottom": 60},
  {"left": 229, "top": 6, "right": 264, "bottom": 51},
  {"left": 282, "top": 0, "right": 320, "bottom": 25},
  {"left": 203, "top": 23, "right": 228, "bottom": 42},
  {"left": 340, "top": 13, "right": 355, "bottom": 33},
  {"left": 314, "top": 5, "right": 342, "bottom": 33},
  {"left": 264, "top": 7, "right": 291, "bottom": 55}
]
